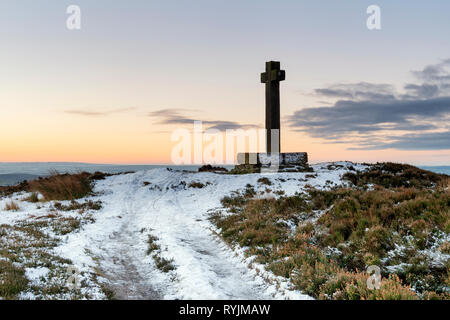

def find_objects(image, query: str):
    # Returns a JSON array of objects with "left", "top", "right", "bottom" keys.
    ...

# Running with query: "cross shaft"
[{"left": 261, "top": 61, "right": 285, "bottom": 153}]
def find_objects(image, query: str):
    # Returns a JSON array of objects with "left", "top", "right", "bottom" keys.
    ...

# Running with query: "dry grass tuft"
[
  {"left": 29, "top": 172, "right": 93, "bottom": 201},
  {"left": 24, "top": 192, "right": 40, "bottom": 203},
  {"left": 4, "top": 200, "right": 20, "bottom": 211}
]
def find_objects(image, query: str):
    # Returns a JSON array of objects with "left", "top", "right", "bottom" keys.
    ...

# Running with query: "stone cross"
[
  {"left": 261, "top": 61, "right": 285, "bottom": 153},
  {"left": 235, "top": 61, "right": 308, "bottom": 172}
]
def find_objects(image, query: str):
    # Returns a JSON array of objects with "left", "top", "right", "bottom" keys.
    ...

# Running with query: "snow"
[
  {"left": 0, "top": 161, "right": 366, "bottom": 300},
  {"left": 25, "top": 267, "right": 50, "bottom": 281}
]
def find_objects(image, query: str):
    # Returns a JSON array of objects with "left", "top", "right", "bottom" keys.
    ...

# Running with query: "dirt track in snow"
[{"left": 94, "top": 170, "right": 275, "bottom": 299}]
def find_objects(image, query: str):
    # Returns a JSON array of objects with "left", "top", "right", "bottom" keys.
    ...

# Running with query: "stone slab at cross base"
[{"left": 234, "top": 152, "right": 310, "bottom": 173}]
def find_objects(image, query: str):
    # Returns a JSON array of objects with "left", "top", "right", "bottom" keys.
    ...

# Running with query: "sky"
[{"left": 0, "top": 0, "right": 449, "bottom": 165}]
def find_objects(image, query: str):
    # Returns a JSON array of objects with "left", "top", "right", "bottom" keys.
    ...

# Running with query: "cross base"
[{"left": 233, "top": 152, "right": 311, "bottom": 173}]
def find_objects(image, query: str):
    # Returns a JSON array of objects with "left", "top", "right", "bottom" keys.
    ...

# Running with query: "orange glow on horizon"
[{"left": 2, "top": 118, "right": 450, "bottom": 166}]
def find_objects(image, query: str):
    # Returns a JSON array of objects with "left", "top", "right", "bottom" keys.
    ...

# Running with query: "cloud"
[
  {"left": 412, "top": 59, "right": 450, "bottom": 83},
  {"left": 349, "top": 131, "right": 450, "bottom": 151},
  {"left": 149, "top": 108, "right": 259, "bottom": 131},
  {"left": 314, "top": 82, "right": 396, "bottom": 101},
  {"left": 407, "top": 59, "right": 450, "bottom": 98},
  {"left": 288, "top": 59, "right": 450, "bottom": 150},
  {"left": 403, "top": 83, "right": 440, "bottom": 99},
  {"left": 289, "top": 97, "right": 449, "bottom": 137},
  {"left": 65, "top": 107, "right": 137, "bottom": 116}
]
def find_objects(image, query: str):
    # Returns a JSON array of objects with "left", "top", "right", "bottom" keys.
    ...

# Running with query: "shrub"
[
  {"left": 213, "top": 178, "right": 448, "bottom": 299},
  {"left": 244, "top": 184, "right": 256, "bottom": 198},
  {"left": 258, "top": 177, "right": 272, "bottom": 186},
  {"left": 343, "top": 162, "right": 446, "bottom": 189},
  {"left": 317, "top": 272, "right": 417, "bottom": 300},
  {"left": 189, "top": 181, "right": 205, "bottom": 189},
  {"left": 228, "top": 164, "right": 261, "bottom": 174},
  {"left": 0, "top": 181, "right": 29, "bottom": 197},
  {"left": 153, "top": 255, "right": 175, "bottom": 273},
  {"left": 198, "top": 165, "right": 228, "bottom": 173}
]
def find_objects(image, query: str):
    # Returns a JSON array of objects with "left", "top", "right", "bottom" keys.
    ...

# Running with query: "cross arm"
[{"left": 261, "top": 70, "right": 286, "bottom": 83}]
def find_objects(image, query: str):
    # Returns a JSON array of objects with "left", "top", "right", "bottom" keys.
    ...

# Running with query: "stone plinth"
[
  {"left": 232, "top": 62, "right": 310, "bottom": 174},
  {"left": 234, "top": 152, "right": 310, "bottom": 173}
]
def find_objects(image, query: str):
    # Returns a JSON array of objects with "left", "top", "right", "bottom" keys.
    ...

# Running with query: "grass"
[
  {"left": 84, "top": 249, "right": 117, "bottom": 300},
  {"left": 51, "top": 217, "right": 82, "bottom": 236},
  {"left": 146, "top": 235, "right": 160, "bottom": 255},
  {"left": 0, "top": 209, "right": 102, "bottom": 299},
  {"left": 1, "top": 171, "right": 121, "bottom": 201},
  {"left": 28, "top": 172, "right": 94, "bottom": 201},
  {"left": 0, "top": 182, "right": 105, "bottom": 299},
  {"left": 0, "top": 171, "right": 127, "bottom": 299},
  {"left": 0, "top": 221, "right": 76, "bottom": 299},
  {"left": 0, "top": 260, "right": 29, "bottom": 299},
  {"left": 24, "top": 192, "right": 40, "bottom": 203},
  {"left": 211, "top": 163, "right": 449, "bottom": 300},
  {"left": 4, "top": 200, "right": 20, "bottom": 211},
  {"left": 53, "top": 200, "right": 102, "bottom": 212},
  {"left": 146, "top": 234, "right": 175, "bottom": 273}
]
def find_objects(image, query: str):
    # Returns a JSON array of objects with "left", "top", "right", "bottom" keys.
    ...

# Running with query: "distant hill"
[
  {"left": 419, "top": 166, "right": 450, "bottom": 175},
  {"left": 0, "top": 173, "right": 40, "bottom": 186}
]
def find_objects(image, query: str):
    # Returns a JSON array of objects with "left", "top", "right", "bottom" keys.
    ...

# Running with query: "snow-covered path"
[
  {"left": 90, "top": 170, "right": 280, "bottom": 299},
  {"left": 95, "top": 170, "right": 272, "bottom": 299},
  {"left": 56, "top": 164, "right": 359, "bottom": 299}
]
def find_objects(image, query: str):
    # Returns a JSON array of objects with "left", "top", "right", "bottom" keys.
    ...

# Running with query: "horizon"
[
  {"left": 1, "top": 1, "right": 449, "bottom": 165},
  {"left": 0, "top": 160, "right": 449, "bottom": 167}
]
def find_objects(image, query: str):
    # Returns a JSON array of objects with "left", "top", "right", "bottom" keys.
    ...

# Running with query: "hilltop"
[{"left": 0, "top": 162, "right": 448, "bottom": 300}]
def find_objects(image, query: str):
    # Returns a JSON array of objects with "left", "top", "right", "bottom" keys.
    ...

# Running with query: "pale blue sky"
[{"left": 1, "top": 1, "right": 449, "bottom": 164}]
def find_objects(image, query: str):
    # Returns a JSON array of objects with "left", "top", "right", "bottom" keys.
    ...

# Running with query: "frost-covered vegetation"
[
  {"left": 1, "top": 162, "right": 447, "bottom": 300},
  {"left": 211, "top": 163, "right": 449, "bottom": 300},
  {"left": 0, "top": 173, "right": 109, "bottom": 299},
  {"left": 0, "top": 206, "right": 105, "bottom": 299}
]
